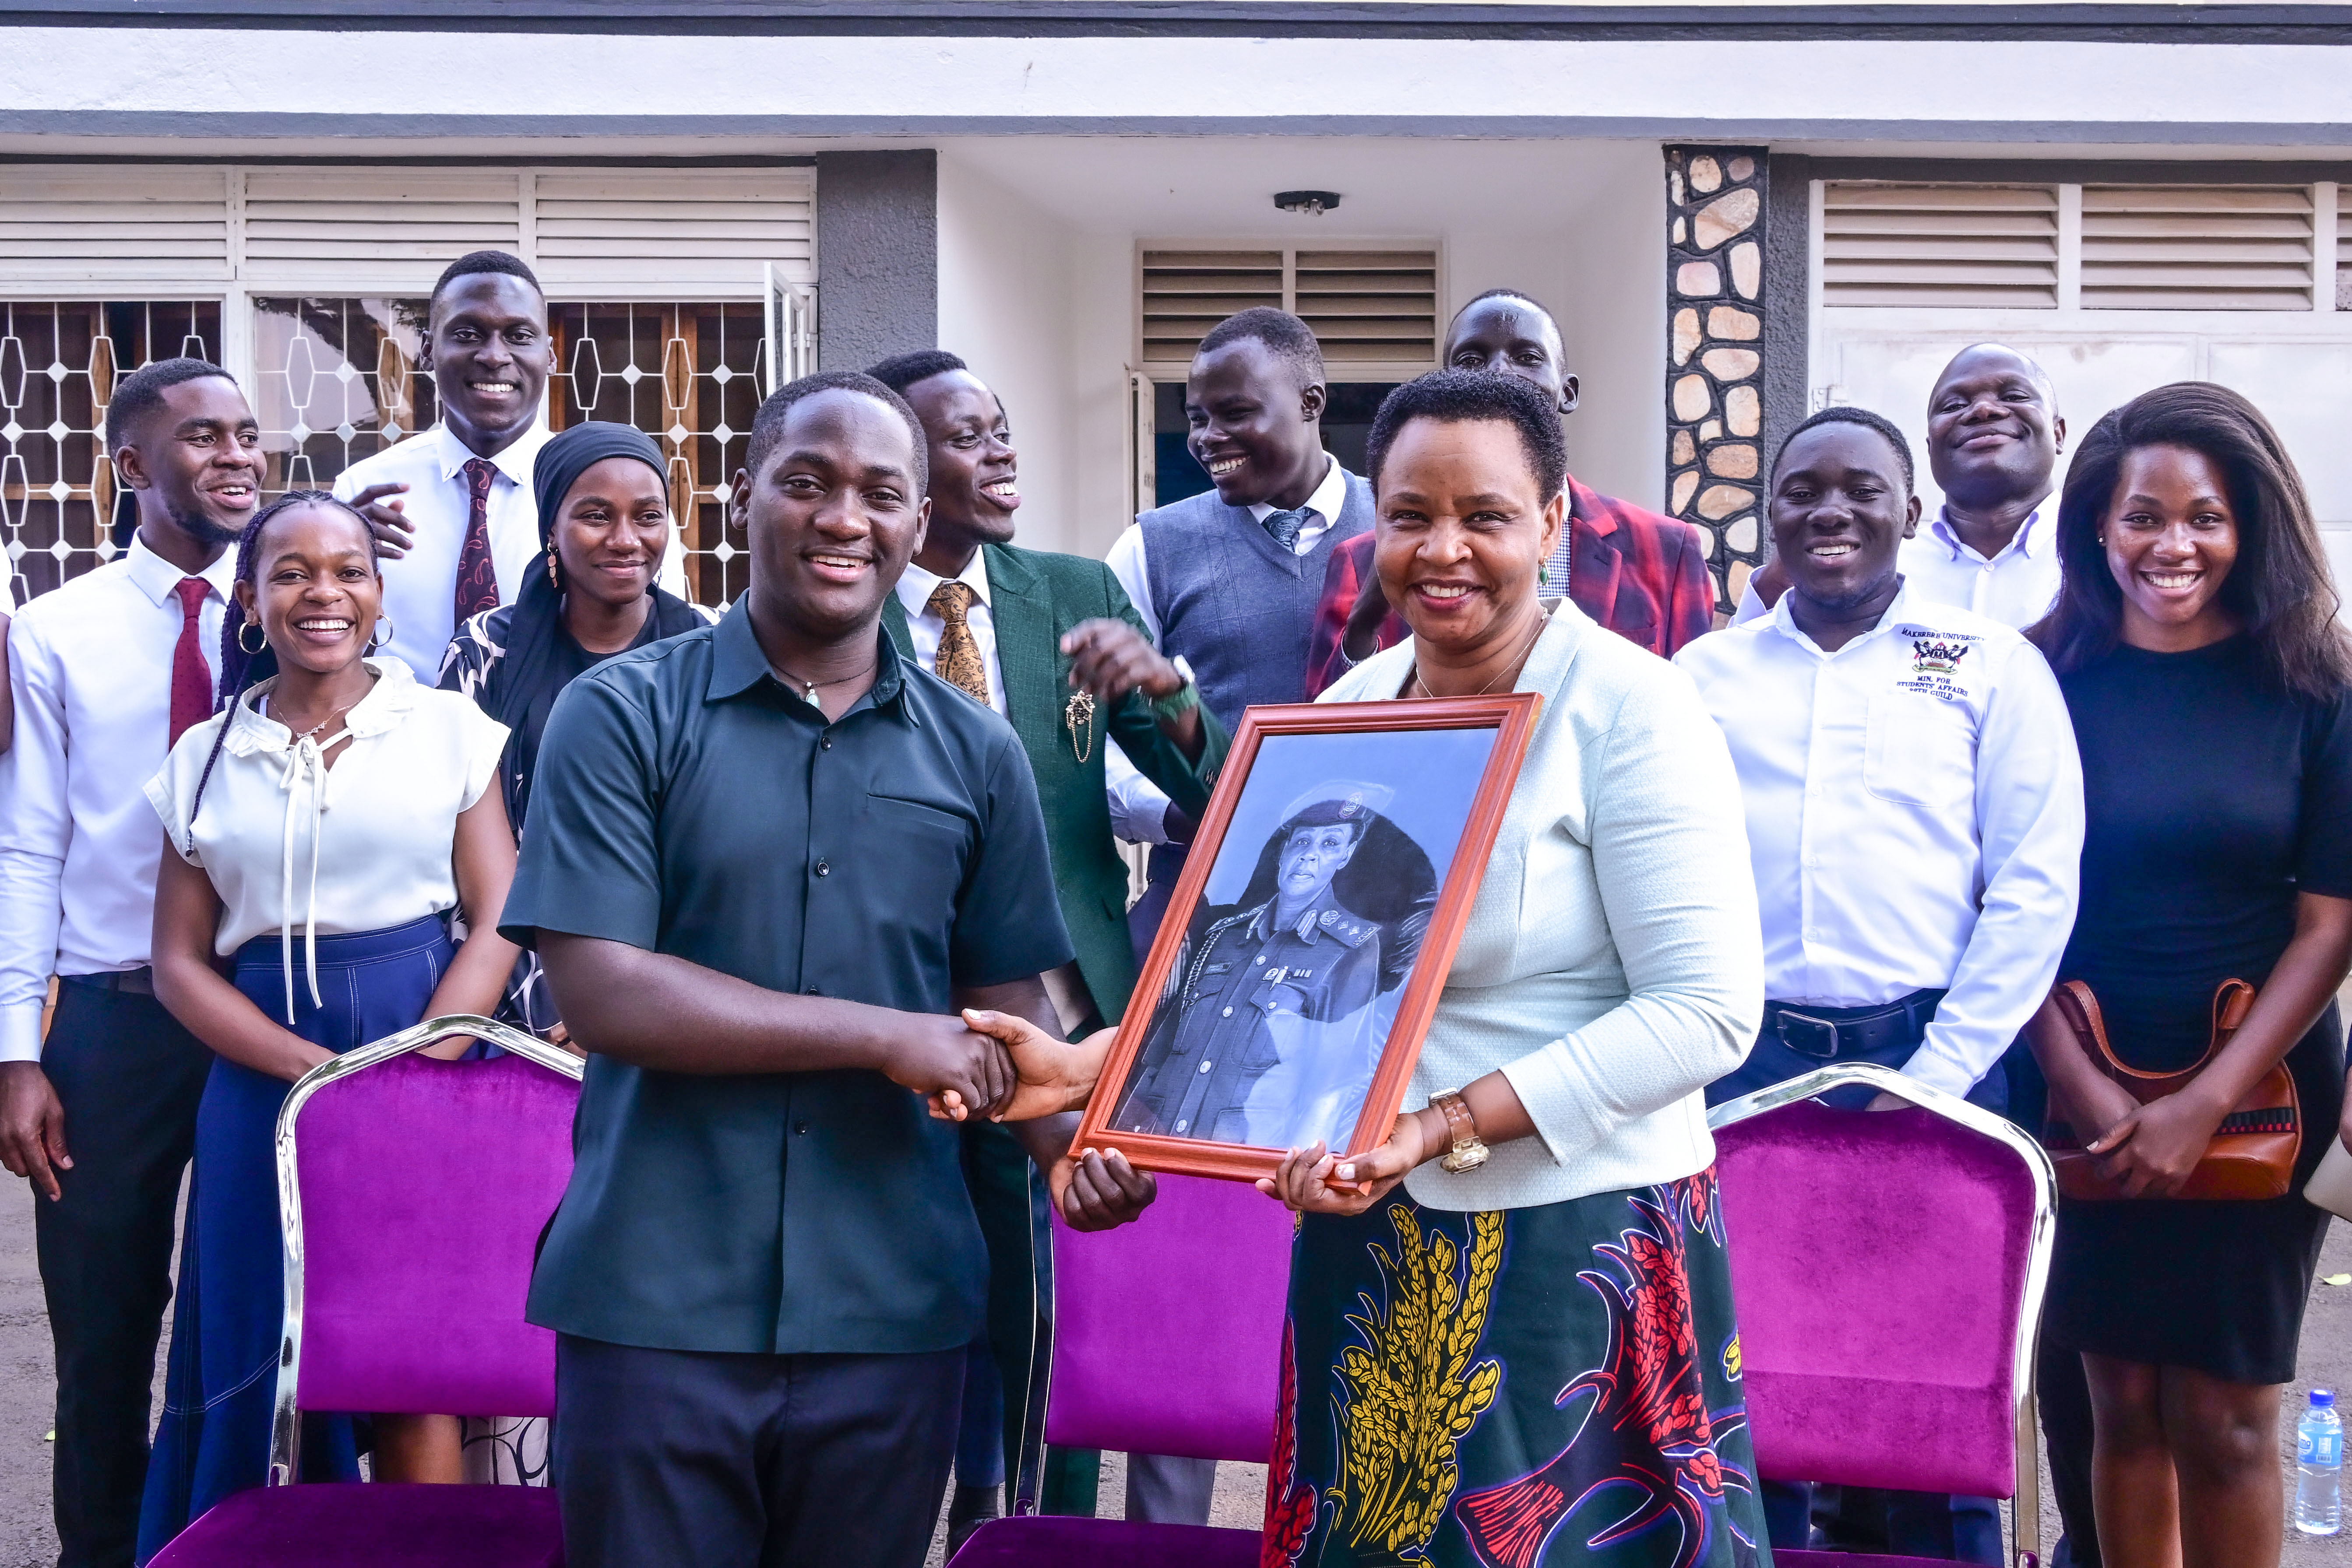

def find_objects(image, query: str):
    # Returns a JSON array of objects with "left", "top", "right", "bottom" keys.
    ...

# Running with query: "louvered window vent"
[
  {"left": 2081, "top": 185, "right": 2314, "bottom": 311},
  {"left": 1139, "top": 246, "right": 1437, "bottom": 370},
  {"left": 1821, "top": 183, "right": 2060, "bottom": 309}
]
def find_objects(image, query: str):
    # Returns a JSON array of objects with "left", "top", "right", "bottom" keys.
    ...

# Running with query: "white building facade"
[{"left": 2, "top": 2, "right": 2349, "bottom": 609}]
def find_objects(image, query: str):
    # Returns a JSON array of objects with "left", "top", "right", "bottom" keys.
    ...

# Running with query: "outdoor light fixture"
[{"left": 1273, "top": 190, "right": 1342, "bottom": 216}]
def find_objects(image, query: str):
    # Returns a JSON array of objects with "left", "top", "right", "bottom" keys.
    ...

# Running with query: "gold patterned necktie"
[{"left": 926, "top": 580, "right": 991, "bottom": 706}]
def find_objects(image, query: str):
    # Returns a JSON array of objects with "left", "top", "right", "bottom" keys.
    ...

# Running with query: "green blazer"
[{"left": 882, "top": 541, "right": 1228, "bottom": 1025}]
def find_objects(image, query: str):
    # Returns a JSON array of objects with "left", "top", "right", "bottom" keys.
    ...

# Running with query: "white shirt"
[
  {"left": 894, "top": 550, "right": 1005, "bottom": 718},
  {"left": 1101, "top": 454, "right": 1350, "bottom": 842},
  {"left": 1674, "top": 581, "right": 2084, "bottom": 1100},
  {"left": 1731, "top": 506, "right": 2063, "bottom": 632},
  {"left": 0, "top": 537, "right": 239, "bottom": 1062},
  {"left": 332, "top": 422, "right": 689, "bottom": 681},
  {"left": 146, "top": 659, "right": 507, "bottom": 1023}
]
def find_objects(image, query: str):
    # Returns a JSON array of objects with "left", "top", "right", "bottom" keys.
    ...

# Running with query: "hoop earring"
[
  {"left": 237, "top": 619, "right": 266, "bottom": 655},
  {"left": 369, "top": 616, "right": 394, "bottom": 654}
]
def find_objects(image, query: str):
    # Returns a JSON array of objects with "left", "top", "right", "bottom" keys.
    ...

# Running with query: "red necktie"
[
  {"left": 454, "top": 457, "right": 501, "bottom": 624},
  {"left": 169, "top": 577, "right": 214, "bottom": 748}
]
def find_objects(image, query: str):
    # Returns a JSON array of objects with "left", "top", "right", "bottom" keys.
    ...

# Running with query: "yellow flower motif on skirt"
[{"left": 1329, "top": 1204, "right": 1505, "bottom": 1556}]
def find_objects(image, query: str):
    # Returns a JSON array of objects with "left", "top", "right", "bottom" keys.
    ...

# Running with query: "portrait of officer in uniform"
[{"left": 1111, "top": 781, "right": 1435, "bottom": 1150}]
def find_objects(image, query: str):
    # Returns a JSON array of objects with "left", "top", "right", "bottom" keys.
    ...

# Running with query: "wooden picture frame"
[{"left": 1074, "top": 693, "right": 1541, "bottom": 1182}]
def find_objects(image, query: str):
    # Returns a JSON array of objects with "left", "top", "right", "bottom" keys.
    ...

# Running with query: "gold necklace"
[{"left": 1408, "top": 609, "right": 1549, "bottom": 700}]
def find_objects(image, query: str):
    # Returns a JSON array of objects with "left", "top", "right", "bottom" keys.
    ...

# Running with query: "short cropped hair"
[
  {"left": 1365, "top": 369, "right": 1568, "bottom": 502},
  {"left": 745, "top": 371, "right": 929, "bottom": 495},
  {"left": 1196, "top": 307, "right": 1325, "bottom": 387},
  {"left": 1460, "top": 285, "right": 1558, "bottom": 320},
  {"left": 867, "top": 349, "right": 970, "bottom": 394},
  {"left": 429, "top": 250, "right": 543, "bottom": 314},
  {"left": 105, "top": 357, "right": 234, "bottom": 454},
  {"left": 1770, "top": 404, "right": 1916, "bottom": 494}
]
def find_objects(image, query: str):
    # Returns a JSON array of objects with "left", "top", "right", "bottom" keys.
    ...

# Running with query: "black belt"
[
  {"left": 62, "top": 967, "right": 156, "bottom": 997},
  {"left": 1763, "top": 989, "right": 1947, "bottom": 1061}
]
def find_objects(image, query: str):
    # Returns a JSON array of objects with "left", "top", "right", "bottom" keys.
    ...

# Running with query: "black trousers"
[
  {"left": 35, "top": 981, "right": 213, "bottom": 1568},
  {"left": 552, "top": 1334, "right": 964, "bottom": 1568}
]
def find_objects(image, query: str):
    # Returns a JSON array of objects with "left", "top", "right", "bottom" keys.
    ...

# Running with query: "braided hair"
[{"left": 181, "top": 490, "right": 380, "bottom": 852}]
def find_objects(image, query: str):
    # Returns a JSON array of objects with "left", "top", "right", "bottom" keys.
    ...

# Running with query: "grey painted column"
[
  {"left": 813, "top": 149, "right": 938, "bottom": 372},
  {"left": 1662, "top": 146, "right": 1771, "bottom": 613}
]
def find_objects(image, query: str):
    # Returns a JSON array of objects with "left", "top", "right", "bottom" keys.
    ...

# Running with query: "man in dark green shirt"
[{"left": 501, "top": 371, "right": 1152, "bottom": 1568}]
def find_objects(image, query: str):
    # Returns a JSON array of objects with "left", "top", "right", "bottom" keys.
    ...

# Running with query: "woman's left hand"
[
  {"left": 1256, "top": 1115, "right": 1431, "bottom": 1215},
  {"left": 2086, "top": 1090, "right": 2227, "bottom": 1198}
]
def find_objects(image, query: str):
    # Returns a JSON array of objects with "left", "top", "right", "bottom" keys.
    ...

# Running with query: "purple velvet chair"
[
  {"left": 150, "top": 1016, "right": 583, "bottom": 1568},
  {"left": 1708, "top": 1059, "right": 2056, "bottom": 1568},
  {"left": 948, "top": 1173, "right": 1295, "bottom": 1567}
]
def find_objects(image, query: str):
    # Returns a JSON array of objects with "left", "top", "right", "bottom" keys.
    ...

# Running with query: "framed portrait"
[{"left": 1074, "top": 693, "right": 1540, "bottom": 1182}]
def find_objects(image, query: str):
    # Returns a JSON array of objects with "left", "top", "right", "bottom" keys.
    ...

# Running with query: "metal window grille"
[
  {"left": 549, "top": 301, "right": 767, "bottom": 610},
  {"left": 246, "top": 296, "right": 765, "bottom": 608},
  {"left": 0, "top": 300, "right": 222, "bottom": 604}
]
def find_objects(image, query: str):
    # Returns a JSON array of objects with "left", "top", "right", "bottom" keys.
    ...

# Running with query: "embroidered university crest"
[{"left": 1912, "top": 636, "right": 1971, "bottom": 675}]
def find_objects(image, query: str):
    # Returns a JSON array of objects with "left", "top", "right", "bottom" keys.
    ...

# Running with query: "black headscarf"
[{"left": 482, "top": 421, "right": 703, "bottom": 826}]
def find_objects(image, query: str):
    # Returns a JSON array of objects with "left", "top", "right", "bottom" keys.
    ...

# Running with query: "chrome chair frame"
[
  {"left": 265, "top": 1016, "right": 584, "bottom": 1487},
  {"left": 1707, "top": 1060, "right": 2056, "bottom": 1568}
]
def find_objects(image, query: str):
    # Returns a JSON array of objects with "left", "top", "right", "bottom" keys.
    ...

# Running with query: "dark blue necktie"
[{"left": 1261, "top": 506, "right": 1310, "bottom": 552}]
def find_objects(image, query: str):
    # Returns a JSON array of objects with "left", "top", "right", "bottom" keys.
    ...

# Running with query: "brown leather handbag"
[{"left": 2040, "top": 978, "right": 2300, "bottom": 1201}]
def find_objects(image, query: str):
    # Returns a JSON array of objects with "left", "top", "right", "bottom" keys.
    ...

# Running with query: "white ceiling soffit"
[
  {"left": 2080, "top": 184, "right": 2314, "bottom": 311},
  {"left": 1820, "top": 183, "right": 2060, "bottom": 309},
  {"left": 0, "top": 165, "right": 816, "bottom": 292}
]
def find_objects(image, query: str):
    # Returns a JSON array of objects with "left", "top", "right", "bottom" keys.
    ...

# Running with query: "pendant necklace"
[
  {"left": 771, "top": 660, "right": 877, "bottom": 706},
  {"left": 1408, "top": 608, "right": 1549, "bottom": 701}
]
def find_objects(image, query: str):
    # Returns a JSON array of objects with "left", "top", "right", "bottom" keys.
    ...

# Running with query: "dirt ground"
[{"left": 0, "top": 1185, "right": 2342, "bottom": 1567}]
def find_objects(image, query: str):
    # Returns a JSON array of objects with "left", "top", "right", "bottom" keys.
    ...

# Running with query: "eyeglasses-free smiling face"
[
  {"left": 2102, "top": 442, "right": 2243, "bottom": 650},
  {"left": 1371, "top": 415, "right": 1563, "bottom": 662},
  {"left": 553, "top": 457, "right": 671, "bottom": 612},
  {"left": 733, "top": 388, "right": 930, "bottom": 640},
  {"left": 1769, "top": 422, "right": 1919, "bottom": 619},
  {"left": 901, "top": 368, "right": 1019, "bottom": 557},
  {"left": 422, "top": 273, "right": 551, "bottom": 451},
  {"left": 240, "top": 503, "right": 384, "bottom": 678},
  {"left": 116, "top": 374, "right": 265, "bottom": 548},
  {"left": 1184, "top": 336, "right": 1328, "bottom": 510}
]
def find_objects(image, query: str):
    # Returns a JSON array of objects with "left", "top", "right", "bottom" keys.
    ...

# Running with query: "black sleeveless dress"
[{"left": 2043, "top": 636, "right": 2352, "bottom": 1384}]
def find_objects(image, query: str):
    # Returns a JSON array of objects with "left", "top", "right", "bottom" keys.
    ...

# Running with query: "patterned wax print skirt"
[{"left": 1270, "top": 1170, "right": 1768, "bottom": 1568}]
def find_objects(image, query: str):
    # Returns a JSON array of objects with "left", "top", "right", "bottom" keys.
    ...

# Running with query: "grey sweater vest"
[{"left": 1139, "top": 468, "right": 1374, "bottom": 732}]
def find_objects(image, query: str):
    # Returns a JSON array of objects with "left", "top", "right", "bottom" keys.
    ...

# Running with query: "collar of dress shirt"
[
  {"left": 1247, "top": 452, "right": 1345, "bottom": 526},
  {"left": 121, "top": 531, "right": 240, "bottom": 608},
  {"left": 894, "top": 546, "right": 993, "bottom": 621},
  {"left": 1765, "top": 575, "right": 1920, "bottom": 658},
  {"left": 426, "top": 419, "right": 550, "bottom": 487},
  {"left": 1929, "top": 506, "right": 2046, "bottom": 565}
]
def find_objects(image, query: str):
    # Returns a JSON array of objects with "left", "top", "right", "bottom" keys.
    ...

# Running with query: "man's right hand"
[
  {"left": 0, "top": 1062, "right": 68, "bottom": 1202},
  {"left": 882, "top": 1013, "right": 1017, "bottom": 1122},
  {"left": 345, "top": 482, "right": 415, "bottom": 559},
  {"left": 951, "top": 1012, "right": 1111, "bottom": 1123}
]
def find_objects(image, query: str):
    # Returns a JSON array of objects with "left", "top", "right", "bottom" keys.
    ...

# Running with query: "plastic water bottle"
[{"left": 2296, "top": 1389, "right": 2343, "bottom": 1536}]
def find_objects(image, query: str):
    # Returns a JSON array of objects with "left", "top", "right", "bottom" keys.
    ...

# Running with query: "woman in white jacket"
[{"left": 973, "top": 370, "right": 1767, "bottom": 1567}]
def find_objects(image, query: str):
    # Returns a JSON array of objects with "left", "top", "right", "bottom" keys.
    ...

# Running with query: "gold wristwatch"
[{"left": 1429, "top": 1088, "right": 1489, "bottom": 1174}]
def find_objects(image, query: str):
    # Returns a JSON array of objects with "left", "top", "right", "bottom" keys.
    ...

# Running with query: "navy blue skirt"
[{"left": 137, "top": 916, "right": 452, "bottom": 1562}]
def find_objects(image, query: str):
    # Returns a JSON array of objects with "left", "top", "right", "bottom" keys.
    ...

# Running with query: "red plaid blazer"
[{"left": 1302, "top": 475, "right": 1715, "bottom": 697}]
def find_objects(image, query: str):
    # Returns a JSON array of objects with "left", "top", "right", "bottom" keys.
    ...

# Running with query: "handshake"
[
  {"left": 887, "top": 1008, "right": 1152, "bottom": 1233},
  {"left": 882, "top": 1008, "right": 1113, "bottom": 1125}
]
